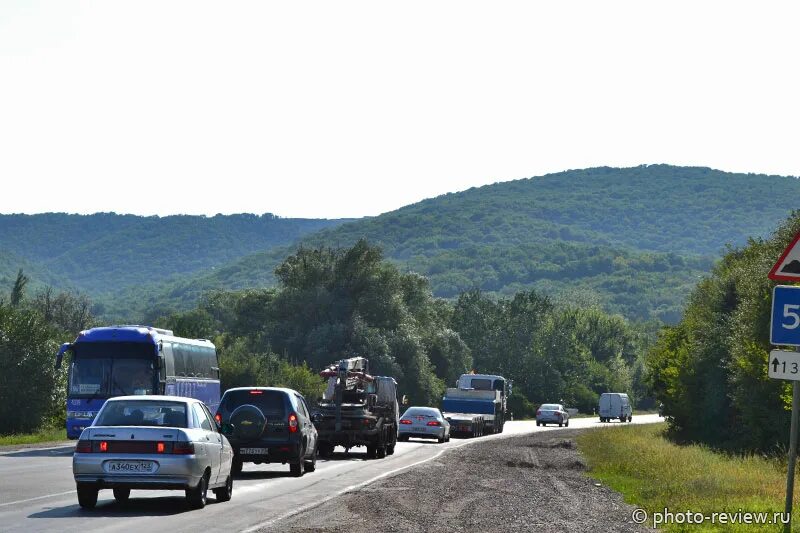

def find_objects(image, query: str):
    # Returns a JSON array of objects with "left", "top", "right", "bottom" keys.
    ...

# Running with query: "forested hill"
[
  {"left": 126, "top": 165, "right": 800, "bottom": 323},
  {"left": 0, "top": 213, "right": 349, "bottom": 295}
]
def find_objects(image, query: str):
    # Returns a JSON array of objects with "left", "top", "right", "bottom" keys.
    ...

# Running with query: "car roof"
[
  {"left": 105, "top": 395, "right": 198, "bottom": 403},
  {"left": 223, "top": 387, "right": 300, "bottom": 396},
  {"left": 404, "top": 406, "right": 440, "bottom": 412}
]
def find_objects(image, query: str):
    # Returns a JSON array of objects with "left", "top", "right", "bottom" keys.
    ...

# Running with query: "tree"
[
  {"left": 0, "top": 304, "right": 63, "bottom": 433},
  {"left": 10, "top": 269, "right": 28, "bottom": 307}
]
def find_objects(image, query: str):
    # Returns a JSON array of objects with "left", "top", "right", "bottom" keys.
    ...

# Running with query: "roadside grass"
[
  {"left": 578, "top": 424, "right": 794, "bottom": 532},
  {"left": 0, "top": 427, "right": 67, "bottom": 446}
]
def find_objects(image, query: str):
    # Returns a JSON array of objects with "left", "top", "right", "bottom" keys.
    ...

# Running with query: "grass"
[
  {"left": 0, "top": 427, "right": 67, "bottom": 446},
  {"left": 578, "top": 424, "right": 796, "bottom": 532}
]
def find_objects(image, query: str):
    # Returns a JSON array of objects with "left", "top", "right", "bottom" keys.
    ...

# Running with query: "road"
[{"left": 0, "top": 414, "right": 662, "bottom": 533}]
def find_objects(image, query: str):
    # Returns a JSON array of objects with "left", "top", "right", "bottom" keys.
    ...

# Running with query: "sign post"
[
  {"left": 770, "top": 231, "right": 800, "bottom": 533},
  {"left": 788, "top": 379, "right": 800, "bottom": 533}
]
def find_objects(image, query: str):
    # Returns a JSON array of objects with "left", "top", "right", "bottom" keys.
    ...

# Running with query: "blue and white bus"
[{"left": 56, "top": 325, "right": 220, "bottom": 439}]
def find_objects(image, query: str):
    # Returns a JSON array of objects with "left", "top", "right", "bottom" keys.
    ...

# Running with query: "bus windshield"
[{"left": 69, "top": 342, "right": 156, "bottom": 398}]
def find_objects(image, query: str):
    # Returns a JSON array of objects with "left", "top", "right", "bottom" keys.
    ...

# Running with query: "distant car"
[
  {"left": 216, "top": 387, "right": 318, "bottom": 477},
  {"left": 398, "top": 407, "right": 450, "bottom": 443},
  {"left": 72, "top": 396, "right": 234, "bottom": 510},
  {"left": 536, "top": 403, "right": 569, "bottom": 427},
  {"left": 599, "top": 392, "right": 632, "bottom": 423}
]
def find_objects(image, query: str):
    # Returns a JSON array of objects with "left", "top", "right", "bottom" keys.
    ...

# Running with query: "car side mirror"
[{"left": 221, "top": 423, "right": 235, "bottom": 436}]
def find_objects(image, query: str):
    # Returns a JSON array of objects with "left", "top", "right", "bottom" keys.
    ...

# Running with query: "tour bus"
[{"left": 55, "top": 325, "right": 219, "bottom": 439}]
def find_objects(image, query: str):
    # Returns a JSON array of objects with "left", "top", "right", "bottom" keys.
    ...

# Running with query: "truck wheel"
[
  {"left": 366, "top": 446, "right": 377, "bottom": 459},
  {"left": 377, "top": 446, "right": 386, "bottom": 459},
  {"left": 318, "top": 443, "right": 334, "bottom": 457},
  {"left": 387, "top": 443, "right": 396, "bottom": 454},
  {"left": 629, "top": 416, "right": 633, "bottom": 422},
  {"left": 558, "top": 422, "right": 563, "bottom": 427},
  {"left": 565, "top": 420, "right": 569, "bottom": 427}
]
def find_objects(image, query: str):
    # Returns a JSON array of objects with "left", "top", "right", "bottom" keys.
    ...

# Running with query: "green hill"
[
  {"left": 126, "top": 165, "right": 800, "bottom": 323},
  {"left": 0, "top": 213, "right": 349, "bottom": 296}
]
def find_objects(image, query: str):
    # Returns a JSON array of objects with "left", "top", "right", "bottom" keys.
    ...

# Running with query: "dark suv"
[{"left": 216, "top": 387, "right": 318, "bottom": 477}]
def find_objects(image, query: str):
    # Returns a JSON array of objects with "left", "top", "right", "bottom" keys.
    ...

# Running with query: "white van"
[{"left": 599, "top": 393, "right": 632, "bottom": 423}]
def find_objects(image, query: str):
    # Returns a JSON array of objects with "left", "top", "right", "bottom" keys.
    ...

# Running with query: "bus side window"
[
  {"left": 182, "top": 345, "right": 195, "bottom": 377},
  {"left": 173, "top": 343, "right": 186, "bottom": 377},
  {"left": 204, "top": 346, "right": 216, "bottom": 379},
  {"left": 162, "top": 342, "right": 175, "bottom": 378}
]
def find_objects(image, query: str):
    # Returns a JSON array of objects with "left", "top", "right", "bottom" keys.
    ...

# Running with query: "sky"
[{"left": 1, "top": 1, "right": 798, "bottom": 219}]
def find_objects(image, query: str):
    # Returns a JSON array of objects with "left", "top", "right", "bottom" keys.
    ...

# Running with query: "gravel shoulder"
[{"left": 279, "top": 429, "right": 649, "bottom": 533}]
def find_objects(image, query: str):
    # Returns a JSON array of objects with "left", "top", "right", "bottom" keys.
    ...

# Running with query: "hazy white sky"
[{"left": 1, "top": 1, "right": 798, "bottom": 219}]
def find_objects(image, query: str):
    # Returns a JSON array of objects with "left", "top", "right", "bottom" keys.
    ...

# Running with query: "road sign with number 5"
[{"left": 771, "top": 286, "right": 800, "bottom": 346}]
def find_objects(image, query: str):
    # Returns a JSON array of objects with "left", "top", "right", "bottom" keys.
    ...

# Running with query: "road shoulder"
[{"left": 279, "top": 428, "right": 649, "bottom": 532}]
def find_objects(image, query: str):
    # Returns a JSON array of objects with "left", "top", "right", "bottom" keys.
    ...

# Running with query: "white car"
[
  {"left": 398, "top": 407, "right": 451, "bottom": 443},
  {"left": 72, "top": 395, "right": 234, "bottom": 509}
]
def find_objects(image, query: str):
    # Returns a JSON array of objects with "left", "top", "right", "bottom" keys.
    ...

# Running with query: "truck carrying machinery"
[
  {"left": 442, "top": 373, "right": 510, "bottom": 436},
  {"left": 312, "top": 357, "right": 399, "bottom": 459}
]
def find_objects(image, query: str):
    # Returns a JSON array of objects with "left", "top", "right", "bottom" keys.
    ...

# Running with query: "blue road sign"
[{"left": 772, "top": 286, "right": 800, "bottom": 346}]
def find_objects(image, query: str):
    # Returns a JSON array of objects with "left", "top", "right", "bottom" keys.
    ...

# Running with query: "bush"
[{"left": 0, "top": 305, "right": 63, "bottom": 434}]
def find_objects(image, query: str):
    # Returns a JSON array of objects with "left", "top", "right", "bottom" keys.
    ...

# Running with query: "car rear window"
[
  {"left": 95, "top": 400, "right": 188, "bottom": 428},
  {"left": 403, "top": 408, "right": 438, "bottom": 418},
  {"left": 540, "top": 404, "right": 560, "bottom": 410},
  {"left": 220, "top": 390, "right": 286, "bottom": 416}
]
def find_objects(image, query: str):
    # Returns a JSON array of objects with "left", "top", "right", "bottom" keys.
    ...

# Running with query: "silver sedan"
[
  {"left": 72, "top": 395, "right": 234, "bottom": 509},
  {"left": 398, "top": 407, "right": 451, "bottom": 443},
  {"left": 536, "top": 403, "right": 570, "bottom": 427}
]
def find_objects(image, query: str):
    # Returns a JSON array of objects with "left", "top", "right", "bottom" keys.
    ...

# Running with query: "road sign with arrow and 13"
[{"left": 770, "top": 350, "right": 800, "bottom": 381}]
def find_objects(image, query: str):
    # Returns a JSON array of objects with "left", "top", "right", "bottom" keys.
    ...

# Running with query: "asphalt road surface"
[{"left": 0, "top": 414, "right": 662, "bottom": 533}]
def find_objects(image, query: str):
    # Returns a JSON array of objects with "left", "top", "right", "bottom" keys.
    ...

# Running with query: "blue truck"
[{"left": 441, "top": 373, "right": 510, "bottom": 436}]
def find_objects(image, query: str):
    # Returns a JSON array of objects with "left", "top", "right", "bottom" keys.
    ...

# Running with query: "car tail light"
[
  {"left": 427, "top": 421, "right": 441, "bottom": 426},
  {"left": 172, "top": 441, "right": 195, "bottom": 455},
  {"left": 536, "top": 410, "right": 541, "bottom": 416},
  {"left": 157, "top": 442, "right": 165, "bottom": 453},
  {"left": 288, "top": 413, "right": 299, "bottom": 433},
  {"left": 250, "top": 390, "right": 263, "bottom": 395},
  {"left": 400, "top": 419, "right": 412, "bottom": 425},
  {"left": 215, "top": 413, "right": 222, "bottom": 424},
  {"left": 76, "top": 440, "right": 92, "bottom": 453},
  {"left": 99, "top": 441, "right": 108, "bottom": 452}
]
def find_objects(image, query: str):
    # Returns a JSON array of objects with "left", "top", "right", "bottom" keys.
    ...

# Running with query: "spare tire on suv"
[{"left": 230, "top": 404, "right": 266, "bottom": 441}]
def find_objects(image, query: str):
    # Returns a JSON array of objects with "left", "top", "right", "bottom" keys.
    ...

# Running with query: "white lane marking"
[
  {"left": 233, "top": 460, "right": 355, "bottom": 496},
  {"left": 0, "top": 491, "right": 75, "bottom": 508}
]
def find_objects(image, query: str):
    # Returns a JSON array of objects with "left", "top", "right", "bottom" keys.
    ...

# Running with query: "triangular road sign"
[{"left": 769, "top": 231, "right": 800, "bottom": 281}]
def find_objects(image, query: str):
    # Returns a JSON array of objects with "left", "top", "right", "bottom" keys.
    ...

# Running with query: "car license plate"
[
  {"left": 240, "top": 447, "right": 268, "bottom": 455},
  {"left": 105, "top": 460, "right": 156, "bottom": 474}
]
